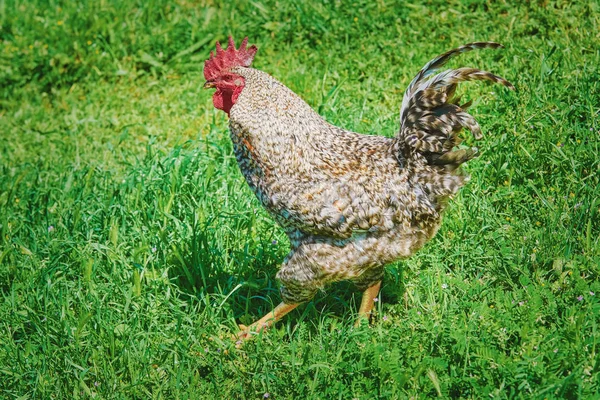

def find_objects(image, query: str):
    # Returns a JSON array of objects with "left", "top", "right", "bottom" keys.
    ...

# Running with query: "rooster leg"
[
  {"left": 355, "top": 280, "right": 381, "bottom": 326},
  {"left": 236, "top": 302, "right": 299, "bottom": 341}
]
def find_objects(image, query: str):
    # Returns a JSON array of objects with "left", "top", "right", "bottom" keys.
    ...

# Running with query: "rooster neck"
[
  {"left": 229, "top": 67, "right": 325, "bottom": 129},
  {"left": 227, "top": 68, "right": 328, "bottom": 172}
]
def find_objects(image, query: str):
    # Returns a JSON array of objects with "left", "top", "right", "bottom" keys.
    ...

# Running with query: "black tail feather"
[{"left": 398, "top": 42, "right": 514, "bottom": 168}]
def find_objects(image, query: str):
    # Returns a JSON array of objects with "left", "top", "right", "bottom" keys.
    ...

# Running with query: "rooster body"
[
  {"left": 202, "top": 38, "right": 513, "bottom": 335},
  {"left": 229, "top": 66, "right": 444, "bottom": 302}
]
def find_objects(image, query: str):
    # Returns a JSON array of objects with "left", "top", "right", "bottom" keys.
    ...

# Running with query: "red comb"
[{"left": 204, "top": 36, "right": 257, "bottom": 81}]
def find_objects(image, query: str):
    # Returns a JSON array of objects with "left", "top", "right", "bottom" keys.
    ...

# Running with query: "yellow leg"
[
  {"left": 355, "top": 281, "right": 381, "bottom": 326},
  {"left": 236, "top": 302, "right": 299, "bottom": 341}
]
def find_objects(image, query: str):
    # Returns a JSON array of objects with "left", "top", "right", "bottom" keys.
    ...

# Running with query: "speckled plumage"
[{"left": 206, "top": 39, "right": 513, "bottom": 304}]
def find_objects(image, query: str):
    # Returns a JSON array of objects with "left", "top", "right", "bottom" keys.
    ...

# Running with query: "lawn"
[{"left": 1, "top": 0, "right": 599, "bottom": 398}]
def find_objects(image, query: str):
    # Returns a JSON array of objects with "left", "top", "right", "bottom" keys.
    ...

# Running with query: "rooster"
[{"left": 203, "top": 37, "right": 513, "bottom": 339}]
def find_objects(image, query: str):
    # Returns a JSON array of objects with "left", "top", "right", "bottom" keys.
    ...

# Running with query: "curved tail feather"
[{"left": 398, "top": 42, "right": 514, "bottom": 165}]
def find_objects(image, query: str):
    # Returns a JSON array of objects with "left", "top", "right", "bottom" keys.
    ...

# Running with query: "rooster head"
[{"left": 203, "top": 36, "right": 257, "bottom": 115}]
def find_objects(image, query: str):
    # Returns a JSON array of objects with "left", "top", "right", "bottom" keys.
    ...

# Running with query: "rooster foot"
[
  {"left": 354, "top": 281, "right": 382, "bottom": 327},
  {"left": 232, "top": 302, "right": 300, "bottom": 346}
]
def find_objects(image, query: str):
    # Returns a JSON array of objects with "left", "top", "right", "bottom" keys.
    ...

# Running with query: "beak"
[{"left": 203, "top": 80, "right": 216, "bottom": 89}]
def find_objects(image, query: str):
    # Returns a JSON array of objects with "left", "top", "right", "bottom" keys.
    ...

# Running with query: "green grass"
[{"left": 1, "top": 0, "right": 599, "bottom": 398}]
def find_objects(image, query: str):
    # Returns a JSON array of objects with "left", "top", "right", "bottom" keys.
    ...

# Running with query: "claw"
[
  {"left": 231, "top": 325, "right": 252, "bottom": 347},
  {"left": 231, "top": 302, "right": 301, "bottom": 345},
  {"left": 233, "top": 323, "right": 264, "bottom": 347}
]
